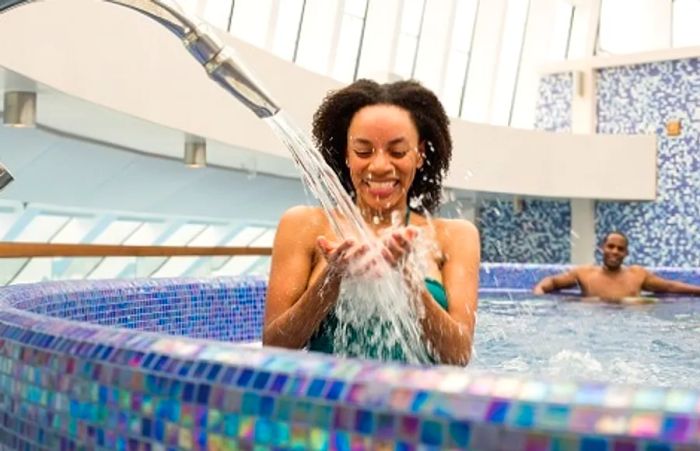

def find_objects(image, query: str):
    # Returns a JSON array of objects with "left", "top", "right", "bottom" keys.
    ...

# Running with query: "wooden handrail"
[{"left": 0, "top": 242, "right": 272, "bottom": 258}]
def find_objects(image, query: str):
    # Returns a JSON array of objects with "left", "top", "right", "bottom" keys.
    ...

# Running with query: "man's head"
[{"left": 600, "top": 231, "right": 629, "bottom": 271}]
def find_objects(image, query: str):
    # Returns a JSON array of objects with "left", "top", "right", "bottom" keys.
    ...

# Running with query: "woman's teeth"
[{"left": 366, "top": 181, "right": 397, "bottom": 196}]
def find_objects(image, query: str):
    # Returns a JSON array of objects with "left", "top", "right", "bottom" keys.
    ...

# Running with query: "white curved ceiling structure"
[{"left": 0, "top": 0, "right": 657, "bottom": 202}]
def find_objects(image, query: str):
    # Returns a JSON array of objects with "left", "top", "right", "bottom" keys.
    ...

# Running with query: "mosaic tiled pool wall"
[
  {"left": 479, "top": 263, "right": 700, "bottom": 291},
  {"left": 479, "top": 73, "right": 573, "bottom": 264},
  {"left": 0, "top": 273, "right": 699, "bottom": 450},
  {"left": 596, "top": 58, "right": 700, "bottom": 267}
]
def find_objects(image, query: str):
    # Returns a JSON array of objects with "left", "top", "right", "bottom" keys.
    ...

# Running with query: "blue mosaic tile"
[
  {"left": 479, "top": 196, "right": 571, "bottom": 264},
  {"left": 0, "top": 273, "right": 698, "bottom": 450},
  {"left": 596, "top": 58, "right": 700, "bottom": 267}
]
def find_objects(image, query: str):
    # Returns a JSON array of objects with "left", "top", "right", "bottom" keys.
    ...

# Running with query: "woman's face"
[{"left": 346, "top": 104, "right": 423, "bottom": 215}]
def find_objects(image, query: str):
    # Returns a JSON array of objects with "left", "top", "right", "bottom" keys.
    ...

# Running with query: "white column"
[
  {"left": 568, "top": 0, "right": 601, "bottom": 264},
  {"left": 570, "top": 198, "right": 596, "bottom": 263}
]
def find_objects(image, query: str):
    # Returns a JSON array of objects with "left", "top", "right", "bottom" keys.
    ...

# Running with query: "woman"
[{"left": 263, "top": 79, "right": 479, "bottom": 365}]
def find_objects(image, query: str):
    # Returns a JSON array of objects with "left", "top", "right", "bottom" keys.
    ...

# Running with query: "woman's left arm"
[{"left": 416, "top": 220, "right": 479, "bottom": 365}]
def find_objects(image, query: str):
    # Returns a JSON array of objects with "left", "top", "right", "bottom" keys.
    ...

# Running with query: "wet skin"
[
  {"left": 263, "top": 104, "right": 480, "bottom": 365},
  {"left": 534, "top": 233, "right": 700, "bottom": 300}
]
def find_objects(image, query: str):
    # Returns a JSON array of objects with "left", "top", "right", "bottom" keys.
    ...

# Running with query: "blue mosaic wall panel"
[
  {"left": 534, "top": 72, "right": 573, "bottom": 132},
  {"left": 596, "top": 58, "right": 700, "bottom": 267},
  {"left": 479, "top": 199, "right": 571, "bottom": 263},
  {"left": 479, "top": 73, "right": 573, "bottom": 264}
]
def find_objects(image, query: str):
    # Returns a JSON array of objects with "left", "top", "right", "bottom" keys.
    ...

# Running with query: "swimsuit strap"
[{"left": 404, "top": 208, "right": 411, "bottom": 226}]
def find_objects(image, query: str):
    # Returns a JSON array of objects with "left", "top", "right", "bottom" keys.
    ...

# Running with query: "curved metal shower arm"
[{"left": 0, "top": 0, "right": 280, "bottom": 118}]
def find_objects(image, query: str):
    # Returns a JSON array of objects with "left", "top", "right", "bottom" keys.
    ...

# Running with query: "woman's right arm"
[{"left": 262, "top": 207, "right": 345, "bottom": 349}]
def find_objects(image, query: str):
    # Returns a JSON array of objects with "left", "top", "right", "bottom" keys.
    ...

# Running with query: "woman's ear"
[{"left": 417, "top": 142, "right": 426, "bottom": 169}]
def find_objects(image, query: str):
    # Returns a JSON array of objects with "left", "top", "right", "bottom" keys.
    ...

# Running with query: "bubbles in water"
[
  {"left": 409, "top": 195, "right": 424, "bottom": 210},
  {"left": 547, "top": 350, "right": 603, "bottom": 377}
]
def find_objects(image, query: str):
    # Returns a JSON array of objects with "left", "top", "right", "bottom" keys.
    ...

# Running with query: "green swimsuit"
[{"left": 307, "top": 211, "right": 448, "bottom": 362}]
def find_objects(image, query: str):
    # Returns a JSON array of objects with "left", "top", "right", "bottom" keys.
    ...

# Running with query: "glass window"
[
  {"left": 149, "top": 224, "right": 232, "bottom": 278},
  {"left": 393, "top": 0, "right": 425, "bottom": 78},
  {"left": 598, "top": 0, "right": 672, "bottom": 54},
  {"left": 294, "top": 0, "right": 339, "bottom": 74},
  {"left": 51, "top": 217, "right": 94, "bottom": 244},
  {"left": 490, "top": 0, "right": 530, "bottom": 125},
  {"left": 211, "top": 226, "right": 273, "bottom": 276},
  {"left": 344, "top": 0, "right": 368, "bottom": 18},
  {"left": 86, "top": 222, "right": 167, "bottom": 280},
  {"left": 175, "top": 0, "right": 198, "bottom": 15},
  {"left": 546, "top": 1, "right": 574, "bottom": 61},
  {"left": 200, "top": 0, "right": 234, "bottom": 30},
  {"left": 673, "top": 0, "right": 700, "bottom": 47},
  {"left": 332, "top": 12, "right": 366, "bottom": 82},
  {"left": 123, "top": 222, "right": 165, "bottom": 245},
  {"left": 442, "top": 0, "right": 479, "bottom": 116},
  {"left": 225, "top": 226, "right": 270, "bottom": 246},
  {"left": 162, "top": 223, "right": 207, "bottom": 246},
  {"left": 270, "top": 0, "right": 306, "bottom": 60},
  {"left": 91, "top": 220, "right": 142, "bottom": 244},
  {"left": 0, "top": 206, "right": 21, "bottom": 240},
  {"left": 15, "top": 214, "right": 70, "bottom": 242},
  {"left": 229, "top": 0, "right": 275, "bottom": 48},
  {"left": 11, "top": 258, "right": 53, "bottom": 285}
]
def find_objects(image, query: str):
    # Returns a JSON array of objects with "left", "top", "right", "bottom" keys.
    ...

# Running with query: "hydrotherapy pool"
[{"left": 0, "top": 264, "right": 698, "bottom": 449}]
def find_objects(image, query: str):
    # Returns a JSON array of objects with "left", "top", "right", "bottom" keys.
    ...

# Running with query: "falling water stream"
[{"left": 265, "top": 113, "right": 433, "bottom": 363}]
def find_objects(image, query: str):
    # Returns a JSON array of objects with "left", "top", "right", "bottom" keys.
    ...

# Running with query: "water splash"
[{"left": 264, "top": 113, "right": 432, "bottom": 363}]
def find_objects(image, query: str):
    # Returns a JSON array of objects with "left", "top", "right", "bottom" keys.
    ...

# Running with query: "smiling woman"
[{"left": 262, "top": 79, "right": 480, "bottom": 365}]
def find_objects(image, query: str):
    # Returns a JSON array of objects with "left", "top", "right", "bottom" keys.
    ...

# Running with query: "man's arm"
[
  {"left": 642, "top": 271, "right": 700, "bottom": 295},
  {"left": 533, "top": 270, "right": 579, "bottom": 294}
]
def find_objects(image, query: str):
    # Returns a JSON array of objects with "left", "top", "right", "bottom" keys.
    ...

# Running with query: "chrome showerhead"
[{"left": 0, "top": 162, "right": 13, "bottom": 192}]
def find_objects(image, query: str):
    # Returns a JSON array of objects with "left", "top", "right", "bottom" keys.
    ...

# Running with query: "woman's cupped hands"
[{"left": 317, "top": 226, "right": 419, "bottom": 278}]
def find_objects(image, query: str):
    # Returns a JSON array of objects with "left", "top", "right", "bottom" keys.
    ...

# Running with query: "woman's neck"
[{"left": 357, "top": 204, "right": 409, "bottom": 230}]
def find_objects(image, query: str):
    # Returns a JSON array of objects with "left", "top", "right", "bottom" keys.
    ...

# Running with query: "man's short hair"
[{"left": 602, "top": 231, "right": 628, "bottom": 247}]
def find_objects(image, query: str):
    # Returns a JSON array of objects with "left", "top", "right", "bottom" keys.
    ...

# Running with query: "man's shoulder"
[
  {"left": 572, "top": 265, "right": 597, "bottom": 275},
  {"left": 626, "top": 265, "right": 650, "bottom": 276}
]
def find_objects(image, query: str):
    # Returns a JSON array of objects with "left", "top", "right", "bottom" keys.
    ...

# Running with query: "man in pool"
[{"left": 533, "top": 231, "right": 700, "bottom": 301}]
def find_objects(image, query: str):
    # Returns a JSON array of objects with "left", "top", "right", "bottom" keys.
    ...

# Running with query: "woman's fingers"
[
  {"left": 381, "top": 228, "right": 416, "bottom": 266},
  {"left": 319, "top": 228, "right": 419, "bottom": 275}
]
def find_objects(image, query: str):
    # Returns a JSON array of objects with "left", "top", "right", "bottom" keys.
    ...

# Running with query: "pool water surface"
[{"left": 472, "top": 293, "right": 700, "bottom": 387}]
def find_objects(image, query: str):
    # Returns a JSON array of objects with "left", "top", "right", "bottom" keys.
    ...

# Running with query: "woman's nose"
[{"left": 368, "top": 150, "right": 392, "bottom": 172}]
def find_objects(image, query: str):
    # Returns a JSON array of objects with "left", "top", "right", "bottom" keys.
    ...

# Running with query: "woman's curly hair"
[{"left": 312, "top": 79, "right": 452, "bottom": 214}]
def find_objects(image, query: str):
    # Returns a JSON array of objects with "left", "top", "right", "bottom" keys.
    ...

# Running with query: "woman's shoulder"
[
  {"left": 279, "top": 206, "right": 328, "bottom": 232},
  {"left": 431, "top": 217, "right": 479, "bottom": 240}
]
